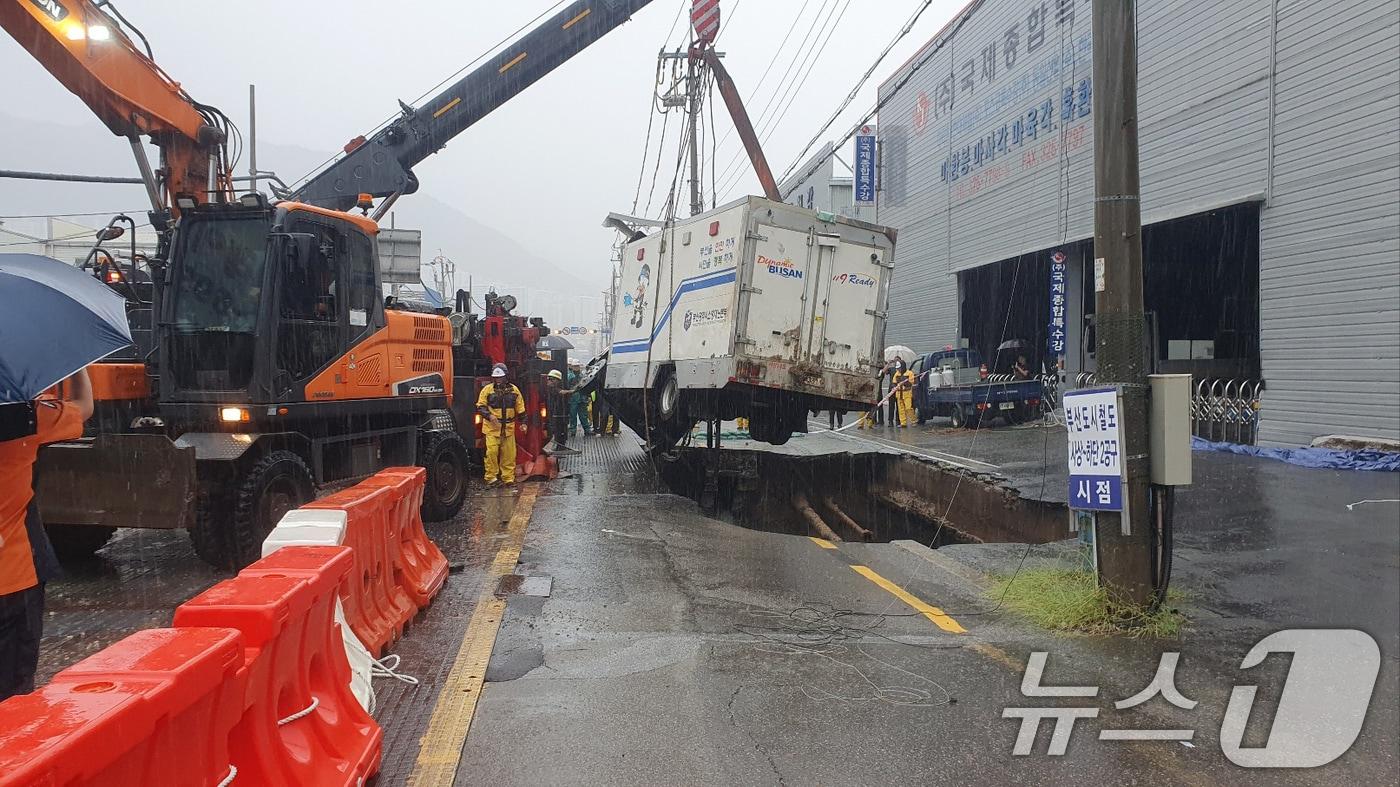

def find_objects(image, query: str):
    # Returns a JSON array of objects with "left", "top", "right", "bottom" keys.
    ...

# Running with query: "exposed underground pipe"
[
  {"left": 822, "top": 497, "right": 873, "bottom": 542},
  {"left": 792, "top": 493, "right": 842, "bottom": 543}
]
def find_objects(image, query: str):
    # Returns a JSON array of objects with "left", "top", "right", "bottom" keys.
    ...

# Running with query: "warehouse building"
[{"left": 876, "top": 0, "right": 1399, "bottom": 446}]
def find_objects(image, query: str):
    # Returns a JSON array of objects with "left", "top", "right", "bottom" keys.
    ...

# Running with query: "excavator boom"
[{"left": 0, "top": 0, "right": 229, "bottom": 211}]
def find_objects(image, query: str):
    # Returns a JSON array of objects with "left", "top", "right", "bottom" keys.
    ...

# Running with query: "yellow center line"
[
  {"left": 851, "top": 564, "right": 967, "bottom": 634},
  {"left": 808, "top": 535, "right": 838, "bottom": 550},
  {"left": 407, "top": 486, "right": 540, "bottom": 787}
]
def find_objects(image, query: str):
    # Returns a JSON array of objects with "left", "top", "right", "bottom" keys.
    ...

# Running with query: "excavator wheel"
[
  {"left": 420, "top": 430, "right": 469, "bottom": 522},
  {"left": 191, "top": 450, "right": 315, "bottom": 570}
]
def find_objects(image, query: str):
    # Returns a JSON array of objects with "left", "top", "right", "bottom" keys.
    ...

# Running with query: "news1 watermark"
[{"left": 1003, "top": 629, "right": 1382, "bottom": 767}]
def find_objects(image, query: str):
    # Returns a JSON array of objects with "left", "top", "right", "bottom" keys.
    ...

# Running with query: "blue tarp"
[{"left": 1191, "top": 436, "right": 1400, "bottom": 472}]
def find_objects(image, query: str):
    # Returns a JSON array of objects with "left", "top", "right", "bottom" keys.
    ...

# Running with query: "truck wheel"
[
  {"left": 655, "top": 371, "right": 681, "bottom": 421},
  {"left": 949, "top": 405, "right": 967, "bottom": 429},
  {"left": 45, "top": 524, "right": 116, "bottom": 560},
  {"left": 420, "top": 431, "right": 469, "bottom": 522},
  {"left": 191, "top": 450, "right": 314, "bottom": 570}
]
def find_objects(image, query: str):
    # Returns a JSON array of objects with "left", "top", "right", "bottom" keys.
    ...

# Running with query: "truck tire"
[
  {"left": 45, "top": 524, "right": 116, "bottom": 560},
  {"left": 949, "top": 404, "right": 967, "bottom": 429},
  {"left": 420, "top": 431, "right": 469, "bottom": 522},
  {"left": 655, "top": 370, "right": 681, "bottom": 422},
  {"left": 191, "top": 450, "right": 314, "bottom": 570}
]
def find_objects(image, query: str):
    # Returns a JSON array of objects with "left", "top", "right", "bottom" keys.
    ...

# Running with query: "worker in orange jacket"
[{"left": 1, "top": 369, "right": 92, "bottom": 700}]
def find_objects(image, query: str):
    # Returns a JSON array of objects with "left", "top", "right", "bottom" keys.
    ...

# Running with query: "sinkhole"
[{"left": 654, "top": 448, "right": 1067, "bottom": 547}]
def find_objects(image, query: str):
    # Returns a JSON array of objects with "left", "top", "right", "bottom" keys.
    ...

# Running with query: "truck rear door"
[
  {"left": 747, "top": 224, "right": 814, "bottom": 362},
  {"left": 810, "top": 235, "right": 886, "bottom": 371}
]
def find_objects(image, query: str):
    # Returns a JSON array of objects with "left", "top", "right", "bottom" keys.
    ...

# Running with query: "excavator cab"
[{"left": 159, "top": 201, "right": 391, "bottom": 409}]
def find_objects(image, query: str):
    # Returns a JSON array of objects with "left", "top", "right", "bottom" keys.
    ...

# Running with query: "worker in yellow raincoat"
[
  {"left": 477, "top": 363, "right": 526, "bottom": 486},
  {"left": 892, "top": 358, "right": 916, "bottom": 427}
]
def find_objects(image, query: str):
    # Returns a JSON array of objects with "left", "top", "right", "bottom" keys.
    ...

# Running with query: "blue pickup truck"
[{"left": 911, "top": 348, "right": 1044, "bottom": 428}]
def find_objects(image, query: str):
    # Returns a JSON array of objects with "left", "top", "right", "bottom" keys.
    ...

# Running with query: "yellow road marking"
[
  {"left": 498, "top": 52, "right": 527, "bottom": 74},
  {"left": 970, "top": 642, "right": 1022, "bottom": 672},
  {"left": 851, "top": 565, "right": 966, "bottom": 634},
  {"left": 408, "top": 486, "right": 539, "bottom": 787},
  {"left": 808, "top": 536, "right": 837, "bottom": 550},
  {"left": 432, "top": 97, "right": 461, "bottom": 118}
]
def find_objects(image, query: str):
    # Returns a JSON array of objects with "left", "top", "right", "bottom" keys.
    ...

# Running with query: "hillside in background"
[{"left": 0, "top": 114, "right": 601, "bottom": 301}]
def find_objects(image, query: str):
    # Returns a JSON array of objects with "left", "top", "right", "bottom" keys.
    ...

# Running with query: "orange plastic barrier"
[
  {"left": 360, "top": 466, "right": 449, "bottom": 608},
  {"left": 174, "top": 546, "right": 382, "bottom": 786},
  {"left": 303, "top": 483, "right": 415, "bottom": 656},
  {"left": 0, "top": 627, "right": 245, "bottom": 787}
]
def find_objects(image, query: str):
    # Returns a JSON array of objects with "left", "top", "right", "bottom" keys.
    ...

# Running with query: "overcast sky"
[{"left": 0, "top": 0, "right": 961, "bottom": 285}]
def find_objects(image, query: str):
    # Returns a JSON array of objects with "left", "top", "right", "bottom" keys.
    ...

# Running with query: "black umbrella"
[
  {"left": 0, "top": 253, "right": 133, "bottom": 403},
  {"left": 537, "top": 334, "right": 575, "bottom": 351}
]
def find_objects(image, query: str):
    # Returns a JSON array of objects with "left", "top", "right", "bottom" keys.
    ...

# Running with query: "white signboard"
[{"left": 1063, "top": 386, "right": 1124, "bottom": 513}]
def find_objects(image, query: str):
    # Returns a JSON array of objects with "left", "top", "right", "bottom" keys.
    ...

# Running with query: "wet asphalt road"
[
  {"left": 454, "top": 433, "right": 1398, "bottom": 786},
  {"left": 32, "top": 424, "right": 1399, "bottom": 785}
]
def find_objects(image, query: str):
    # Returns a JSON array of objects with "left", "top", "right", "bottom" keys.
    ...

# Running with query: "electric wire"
[
  {"left": 711, "top": 0, "right": 838, "bottom": 194},
  {"left": 774, "top": 5, "right": 983, "bottom": 206},
  {"left": 707, "top": 0, "right": 812, "bottom": 159},
  {"left": 775, "top": 0, "right": 938, "bottom": 187},
  {"left": 288, "top": 0, "right": 572, "bottom": 191}
]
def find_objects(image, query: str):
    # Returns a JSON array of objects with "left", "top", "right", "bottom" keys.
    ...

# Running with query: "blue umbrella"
[{"left": 0, "top": 253, "right": 133, "bottom": 403}]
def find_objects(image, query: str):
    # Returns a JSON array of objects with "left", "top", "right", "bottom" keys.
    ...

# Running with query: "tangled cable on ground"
[{"left": 733, "top": 602, "right": 958, "bottom": 708}]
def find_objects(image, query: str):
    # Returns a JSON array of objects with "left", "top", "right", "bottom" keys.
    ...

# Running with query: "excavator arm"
[
  {"left": 0, "top": 0, "right": 230, "bottom": 215},
  {"left": 292, "top": 0, "right": 655, "bottom": 211}
]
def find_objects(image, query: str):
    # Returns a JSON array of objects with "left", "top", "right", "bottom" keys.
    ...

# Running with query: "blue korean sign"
[
  {"left": 1049, "top": 250, "right": 1067, "bottom": 356},
  {"left": 1064, "top": 386, "right": 1123, "bottom": 511},
  {"left": 854, "top": 127, "right": 877, "bottom": 207}
]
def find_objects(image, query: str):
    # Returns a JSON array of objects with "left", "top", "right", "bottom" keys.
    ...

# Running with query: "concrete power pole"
[
  {"left": 1091, "top": 0, "right": 1153, "bottom": 605},
  {"left": 687, "top": 58, "right": 705, "bottom": 217}
]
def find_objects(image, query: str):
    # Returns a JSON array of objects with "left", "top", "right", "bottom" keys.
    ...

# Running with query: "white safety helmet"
[{"left": 491, "top": 363, "right": 508, "bottom": 378}]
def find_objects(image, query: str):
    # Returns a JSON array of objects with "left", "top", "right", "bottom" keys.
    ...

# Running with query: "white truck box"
[{"left": 604, "top": 196, "right": 895, "bottom": 445}]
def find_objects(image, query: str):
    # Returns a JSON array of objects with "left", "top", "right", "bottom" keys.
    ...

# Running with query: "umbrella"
[
  {"left": 0, "top": 253, "right": 132, "bottom": 403},
  {"left": 537, "top": 334, "right": 575, "bottom": 351},
  {"left": 884, "top": 345, "right": 917, "bottom": 364},
  {"left": 997, "top": 339, "right": 1027, "bottom": 351}
]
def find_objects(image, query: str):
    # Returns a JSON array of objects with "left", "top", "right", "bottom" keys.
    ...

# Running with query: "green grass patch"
[{"left": 989, "top": 568, "right": 1187, "bottom": 639}]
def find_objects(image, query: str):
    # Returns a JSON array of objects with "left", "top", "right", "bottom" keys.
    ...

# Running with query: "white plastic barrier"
[{"left": 262, "top": 509, "right": 378, "bottom": 713}]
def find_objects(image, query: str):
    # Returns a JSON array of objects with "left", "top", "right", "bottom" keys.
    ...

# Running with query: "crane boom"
[{"left": 293, "top": 0, "right": 654, "bottom": 211}]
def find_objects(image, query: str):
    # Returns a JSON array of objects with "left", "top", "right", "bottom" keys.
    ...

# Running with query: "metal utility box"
[{"left": 1149, "top": 374, "right": 1193, "bottom": 485}]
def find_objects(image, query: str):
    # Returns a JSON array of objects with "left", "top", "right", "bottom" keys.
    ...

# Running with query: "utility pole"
[
  {"left": 660, "top": 48, "right": 719, "bottom": 217},
  {"left": 1091, "top": 0, "right": 1152, "bottom": 605},
  {"left": 686, "top": 57, "right": 705, "bottom": 217}
]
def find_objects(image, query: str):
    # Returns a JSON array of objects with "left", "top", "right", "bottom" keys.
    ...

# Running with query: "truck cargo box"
[{"left": 604, "top": 196, "right": 895, "bottom": 447}]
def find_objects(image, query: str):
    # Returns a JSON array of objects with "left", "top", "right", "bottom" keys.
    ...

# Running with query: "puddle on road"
[{"left": 655, "top": 448, "right": 1067, "bottom": 547}]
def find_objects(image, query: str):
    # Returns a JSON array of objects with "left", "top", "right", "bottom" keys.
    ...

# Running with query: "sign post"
[
  {"left": 1064, "top": 385, "right": 1129, "bottom": 583},
  {"left": 854, "top": 126, "right": 877, "bottom": 208}
]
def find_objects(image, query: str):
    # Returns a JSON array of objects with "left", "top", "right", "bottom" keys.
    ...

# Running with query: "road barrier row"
[
  {"left": 300, "top": 466, "right": 449, "bottom": 656},
  {"left": 0, "top": 546, "right": 380, "bottom": 786},
  {"left": 0, "top": 466, "right": 454, "bottom": 786}
]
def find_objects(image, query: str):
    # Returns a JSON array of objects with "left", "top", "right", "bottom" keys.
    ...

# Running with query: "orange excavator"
[{"left": 2, "top": 0, "right": 666, "bottom": 567}]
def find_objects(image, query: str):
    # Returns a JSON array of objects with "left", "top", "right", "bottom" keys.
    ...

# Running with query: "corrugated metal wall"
[
  {"left": 877, "top": 0, "right": 1273, "bottom": 344},
  {"left": 1256, "top": 0, "right": 1400, "bottom": 445},
  {"left": 878, "top": 0, "right": 1398, "bottom": 444}
]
